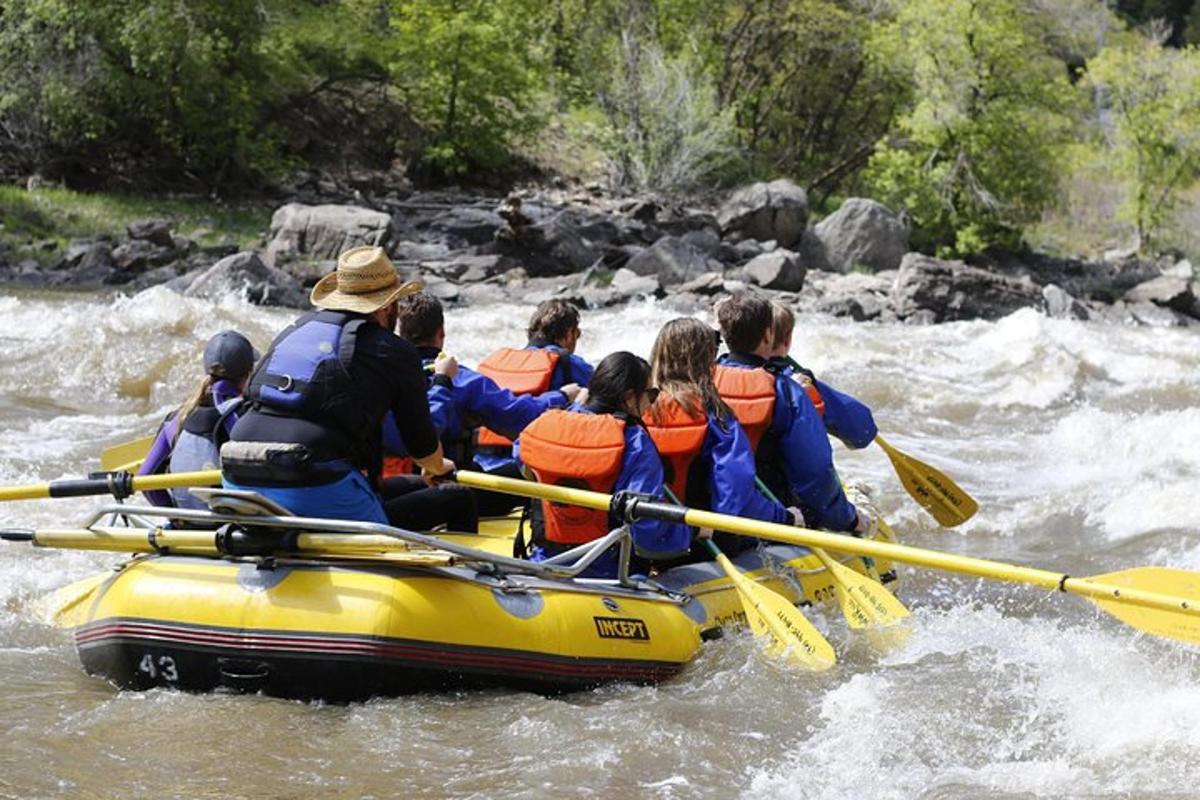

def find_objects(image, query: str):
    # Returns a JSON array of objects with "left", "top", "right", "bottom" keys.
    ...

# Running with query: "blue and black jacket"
[{"left": 718, "top": 353, "right": 859, "bottom": 532}]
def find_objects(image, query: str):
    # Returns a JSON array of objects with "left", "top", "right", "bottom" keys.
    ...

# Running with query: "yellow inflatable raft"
[{"left": 18, "top": 490, "right": 898, "bottom": 701}]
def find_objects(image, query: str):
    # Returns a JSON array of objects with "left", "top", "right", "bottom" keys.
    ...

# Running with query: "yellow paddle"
[
  {"left": 99, "top": 435, "right": 155, "bottom": 472},
  {"left": 875, "top": 435, "right": 978, "bottom": 527},
  {"left": 781, "top": 357, "right": 976, "bottom": 527},
  {"left": 752, "top": 477, "right": 909, "bottom": 630},
  {"left": 700, "top": 538, "right": 836, "bottom": 670},
  {"left": 660, "top": 487, "right": 836, "bottom": 669},
  {"left": 453, "top": 470, "right": 1200, "bottom": 646},
  {"left": 0, "top": 469, "right": 221, "bottom": 502}
]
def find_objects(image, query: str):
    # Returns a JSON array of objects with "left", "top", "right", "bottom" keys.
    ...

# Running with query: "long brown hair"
[
  {"left": 172, "top": 375, "right": 215, "bottom": 445},
  {"left": 649, "top": 317, "right": 731, "bottom": 423}
]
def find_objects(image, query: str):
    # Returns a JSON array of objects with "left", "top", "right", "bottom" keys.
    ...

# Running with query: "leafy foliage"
[
  {"left": 865, "top": 0, "right": 1079, "bottom": 254},
  {"left": 386, "top": 0, "right": 551, "bottom": 178},
  {"left": 1088, "top": 37, "right": 1200, "bottom": 248}
]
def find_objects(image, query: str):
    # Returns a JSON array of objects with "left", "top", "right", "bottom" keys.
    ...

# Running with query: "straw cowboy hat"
[{"left": 310, "top": 246, "right": 422, "bottom": 313}]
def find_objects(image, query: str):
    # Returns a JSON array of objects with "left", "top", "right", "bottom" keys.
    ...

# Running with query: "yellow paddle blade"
[
  {"left": 30, "top": 572, "right": 111, "bottom": 629},
  {"left": 875, "top": 435, "right": 978, "bottom": 527},
  {"left": 100, "top": 435, "right": 155, "bottom": 471},
  {"left": 713, "top": 551, "right": 836, "bottom": 670},
  {"left": 1087, "top": 567, "right": 1200, "bottom": 645},
  {"left": 812, "top": 547, "right": 910, "bottom": 630}
]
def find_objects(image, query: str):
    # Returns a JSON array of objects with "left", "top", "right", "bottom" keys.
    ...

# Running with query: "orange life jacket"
[
  {"left": 519, "top": 410, "right": 626, "bottom": 545},
  {"left": 792, "top": 373, "right": 826, "bottom": 417},
  {"left": 475, "top": 347, "right": 561, "bottom": 449},
  {"left": 713, "top": 365, "right": 777, "bottom": 450},
  {"left": 643, "top": 396, "right": 707, "bottom": 501},
  {"left": 381, "top": 455, "right": 414, "bottom": 479}
]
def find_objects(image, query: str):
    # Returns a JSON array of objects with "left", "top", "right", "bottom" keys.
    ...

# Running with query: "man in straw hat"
[{"left": 221, "top": 246, "right": 455, "bottom": 524}]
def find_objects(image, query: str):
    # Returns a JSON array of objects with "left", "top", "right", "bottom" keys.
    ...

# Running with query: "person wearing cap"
[
  {"left": 138, "top": 330, "right": 258, "bottom": 510},
  {"left": 221, "top": 246, "right": 454, "bottom": 524}
]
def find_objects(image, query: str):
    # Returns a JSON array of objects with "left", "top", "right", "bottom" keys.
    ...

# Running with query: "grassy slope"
[{"left": 0, "top": 186, "right": 271, "bottom": 262}]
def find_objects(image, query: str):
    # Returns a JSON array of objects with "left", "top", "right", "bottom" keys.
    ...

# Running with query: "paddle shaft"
[
  {"left": 0, "top": 469, "right": 222, "bottom": 502},
  {"left": 4, "top": 526, "right": 448, "bottom": 561},
  {"left": 454, "top": 470, "right": 1200, "bottom": 620}
]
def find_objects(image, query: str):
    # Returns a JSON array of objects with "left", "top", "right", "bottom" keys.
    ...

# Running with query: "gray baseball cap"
[{"left": 202, "top": 330, "right": 258, "bottom": 380}]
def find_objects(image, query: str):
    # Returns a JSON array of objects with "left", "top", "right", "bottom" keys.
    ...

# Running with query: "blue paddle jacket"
[
  {"left": 718, "top": 353, "right": 859, "bottom": 532},
  {"left": 693, "top": 409, "right": 792, "bottom": 526},
  {"left": 381, "top": 345, "right": 571, "bottom": 469},
  {"left": 765, "top": 356, "right": 878, "bottom": 449},
  {"left": 525, "top": 340, "right": 595, "bottom": 391},
  {"left": 515, "top": 405, "right": 691, "bottom": 576}
]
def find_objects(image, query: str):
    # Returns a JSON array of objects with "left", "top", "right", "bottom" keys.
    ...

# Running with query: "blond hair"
[{"left": 770, "top": 300, "right": 795, "bottom": 350}]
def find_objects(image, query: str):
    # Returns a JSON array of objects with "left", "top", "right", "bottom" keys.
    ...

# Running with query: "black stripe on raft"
[{"left": 73, "top": 617, "right": 685, "bottom": 700}]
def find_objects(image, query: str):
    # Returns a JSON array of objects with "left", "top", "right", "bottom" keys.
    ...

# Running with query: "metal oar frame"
[{"left": 70, "top": 490, "right": 664, "bottom": 597}]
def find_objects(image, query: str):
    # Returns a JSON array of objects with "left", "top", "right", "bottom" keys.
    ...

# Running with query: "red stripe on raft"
[{"left": 74, "top": 621, "right": 682, "bottom": 681}]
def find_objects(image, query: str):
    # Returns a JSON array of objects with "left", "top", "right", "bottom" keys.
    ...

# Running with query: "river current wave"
[{"left": 1, "top": 287, "right": 1198, "bottom": 799}]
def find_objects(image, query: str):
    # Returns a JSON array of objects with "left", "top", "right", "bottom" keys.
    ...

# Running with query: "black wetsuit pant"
[
  {"left": 469, "top": 460, "right": 528, "bottom": 519},
  {"left": 381, "top": 476, "right": 479, "bottom": 534}
]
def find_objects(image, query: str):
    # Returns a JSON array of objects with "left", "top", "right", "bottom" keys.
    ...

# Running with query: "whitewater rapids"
[{"left": 1, "top": 286, "right": 1198, "bottom": 799}]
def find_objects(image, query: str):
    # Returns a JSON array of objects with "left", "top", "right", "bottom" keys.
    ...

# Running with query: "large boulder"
[
  {"left": 814, "top": 198, "right": 909, "bottom": 274},
  {"left": 493, "top": 211, "right": 601, "bottom": 277},
  {"left": 742, "top": 249, "right": 805, "bottom": 292},
  {"left": 892, "top": 253, "right": 1044, "bottom": 322},
  {"left": 183, "top": 251, "right": 308, "bottom": 308},
  {"left": 625, "top": 236, "right": 723, "bottom": 285},
  {"left": 265, "top": 203, "right": 393, "bottom": 267},
  {"left": 1123, "top": 275, "right": 1200, "bottom": 318},
  {"left": 423, "top": 207, "right": 502, "bottom": 246},
  {"left": 717, "top": 179, "right": 809, "bottom": 248}
]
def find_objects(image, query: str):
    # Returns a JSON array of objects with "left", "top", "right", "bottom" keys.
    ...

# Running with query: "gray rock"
[
  {"left": 625, "top": 236, "right": 722, "bottom": 285},
  {"left": 680, "top": 227, "right": 722, "bottom": 255},
  {"left": 393, "top": 240, "right": 451, "bottom": 261},
  {"left": 278, "top": 259, "right": 335, "bottom": 288},
  {"left": 1123, "top": 275, "right": 1200, "bottom": 317},
  {"left": 425, "top": 207, "right": 502, "bottom": 246},
  {"left": 1165, "top": 259, "right": 1195, "bottom": 279},
  {"left": 183, "top": 251, "right": 308, "bottom": 307},
  {"left": 265, "top": 203, "right": 393, "bottom": 266},
  {"left": 1042, "top": 284, "right": 1091, "bottom": 321},
  {"left": 162, "top": 269, "right": 206, "bottom": 295},
  {"left": 742, "top": 249, "right": 805, "bottom": 292},
  {"left": 459, "top": 283, "right": 509, "bottom": 305},
  {"left": 129, "top": 261, "right": 190, "bottom": 291},
  {"left": 111, "top": 239, "right": 176, "bottom": 273},
  {"left": 717, "top": 179, "right": 809, "bottom": 248},
  {"left": 892, "top": 253, "right": 1044, "bottom": 322},
  {"left": 609, "top": 267, "right": 661, "bottom": 298},
  {"left": 127, "top": 219, "right": 175, "bottom": 248},
  {"left": 424, "top": 278, "right": 461, "bottom": 303},
  {"left": 813, "top": 198, "right": 909, "bottom": 274},
  {"left": 456, "top": 254, "right": 518, "bottom": 283},
  {"left": 494, "top": 211, "right": 601, "bottom": 277},
  {"left": 800, "top": 270, "right": 893, "bottom": 320},
  {"left": 1126, "top": 301, "right": 1196, "bottom": 327},
  {"left": 678, "top": 272, "right": 726, "bottom": 295}
]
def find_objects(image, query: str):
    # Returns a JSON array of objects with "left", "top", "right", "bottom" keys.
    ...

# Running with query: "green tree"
[
  {"left": 865, "top": 0, "right": 1078, "bottom": 254},
  {"left": 387, "top": 0, "right": 551, "bottom": 177},
  {"left": 1088, "top": 38, "right": 1200, "bottom": 249},
  {"left": 714, "top": 0, "right": 904, "bottom": 204}
]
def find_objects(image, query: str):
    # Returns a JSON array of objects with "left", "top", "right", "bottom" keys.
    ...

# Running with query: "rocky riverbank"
[{"left": 2, "top": 178, "right": 1197, "bottom": 327}]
